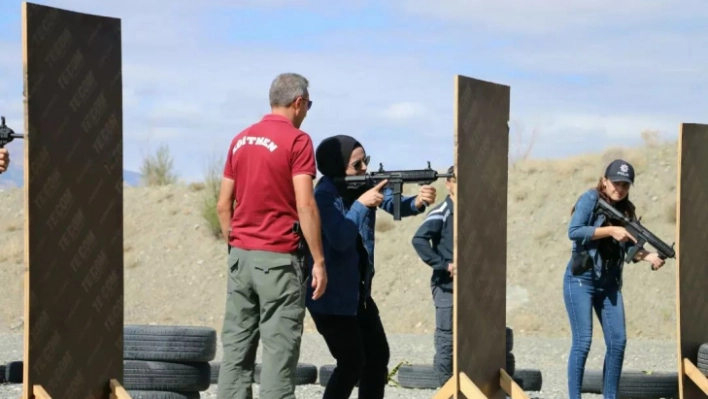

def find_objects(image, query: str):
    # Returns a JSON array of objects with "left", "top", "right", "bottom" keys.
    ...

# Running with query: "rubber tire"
[
  {"left": 397, "top": 364, "right": 442, "bottom": 389},
  {"left": 507, "top": 352, "right": 516, "bottom": 376},
  {"left": 5, "top": 361, "right": 22, "bottom": 383},
  {"left": 0, "top": 365, "right": 5, "bottom": 383},
  {"left": 506, "top": 327, "right": 514, "bottom": 353},
  {"left": 697, "top": 343, "right": 708, "bottom": 374},
  {"left": 128, "top": 392, "right": 201, "bottom": 399},
  {"left": 123, "top": 360, "right": 211, "bottom": 392},
  {"left": 512, "top": 369, "right": 543, "bottom": 391},
  {"left": 124, "top": 325, "right": 217, "bottom": 362},
  {"left": 396, "top": 352, "right": 517, "bottom": 391},
  {"left": 209, "top": 362, "right": 220, "bottom": 384},
  {"left": 581, "top": 369, "right": 679, "bottom": 398}
]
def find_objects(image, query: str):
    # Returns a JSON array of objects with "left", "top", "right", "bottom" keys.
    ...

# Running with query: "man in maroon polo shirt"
[{"left": 215, "top": 73, "right": 327, "bottom": 399}]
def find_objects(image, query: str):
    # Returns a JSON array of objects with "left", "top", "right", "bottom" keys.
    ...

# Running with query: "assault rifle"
[
  {"left": 595, "top": 197, "right": 675, "bottom": 269},
  {"left": 0, "top": 116, "right": 23, "bottom": 175},
  {"left": 336, "top": 161, "right": 454, "bottom": 221}
]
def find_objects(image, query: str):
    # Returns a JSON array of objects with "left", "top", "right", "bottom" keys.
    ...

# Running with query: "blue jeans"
[{"left": 563, "top": 265, "right": 627, "bottom": 399}]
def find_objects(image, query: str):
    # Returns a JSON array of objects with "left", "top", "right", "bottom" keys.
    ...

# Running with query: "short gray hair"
[{"left": 269, "top": 73, "right": 309, "bottom": 107}]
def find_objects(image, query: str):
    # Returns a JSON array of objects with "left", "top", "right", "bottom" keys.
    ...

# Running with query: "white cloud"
[
  {"left": 394, "top": 0, "right": 708, "bottom": 35},
  {"left": 0, "top": 0, "right": 704, "bottom": 181},
  {"left": 381, "top": 101, "right": 428, "bottom": 121}
]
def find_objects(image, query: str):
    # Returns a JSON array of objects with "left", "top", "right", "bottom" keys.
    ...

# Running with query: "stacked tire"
[
  {"left": 123, "top": 325, "right": 216, "bottom": 399},
  {"left": 388, "top": 327, "right": 543, "bottom": 390},
  {"left": 580, "top": 343, "right": 707, "bottom": 398},
  {"left": 505, "top": 326, "right": 515, "bottom": 375},
  {"left": 698, "top": 343, "right": 708, "bottom": 374},
  {"left": 581, "top": 370, "right": 678, "bottom": 398},
  {"left": 2, "top": 361, "right": 22, "bottom": 384}
]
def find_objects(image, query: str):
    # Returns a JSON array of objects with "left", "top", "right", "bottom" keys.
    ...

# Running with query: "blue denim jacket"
[
  {"left": 305, "top": 176, "right": 424, "bottom": 316},
  {"left": 567, "top": 188, "right": 637, "bottom": 281}
]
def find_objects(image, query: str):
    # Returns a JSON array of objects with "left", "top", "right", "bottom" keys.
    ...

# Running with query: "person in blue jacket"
[
  {"left": 411, "top": 165, "right": 455, "bottom": 387},
  {"left": 306, "top": 135, "right": 437, "bottom": 399},
  {"left": 564, "top": 159, "right": 666, "bottom": 399}
]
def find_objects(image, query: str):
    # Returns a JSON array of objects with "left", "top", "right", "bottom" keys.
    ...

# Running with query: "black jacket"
[{"left": 411, "top": 195, "right": 454, "bottom": 289}]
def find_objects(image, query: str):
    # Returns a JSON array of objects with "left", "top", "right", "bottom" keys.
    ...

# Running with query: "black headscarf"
[{"left": 316, "top": 135, "right": 369, "bottom": 204}]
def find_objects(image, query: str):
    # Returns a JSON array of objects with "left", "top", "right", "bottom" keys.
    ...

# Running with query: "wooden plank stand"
[
  {"left": 675, "top": 123, "right": 708, "bottom": 399},
  {"left": 432, "top": 75, "right": 525, "bottom": 399},
  {"left": 21, "top": 2, "right": 129, "bottom": 398},
  {"left": 434, "top": 369, "right": 527, "bottom": 399},
  {"left": 31, "top": 380, "right": 131, "bottom": 399}
]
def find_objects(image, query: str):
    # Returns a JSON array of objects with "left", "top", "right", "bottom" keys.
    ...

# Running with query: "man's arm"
[
  {"left": 217, "top": 142, "right": 236, "bottom": 243},
  {"left": 293, "top": 174, "right": 324, "bottom": 263},
  {"left": 411, "top": 213, "right": 448, "bottom": 271},
  {"left": 216, "top": 177, "right": 235, "bottom": 243}
]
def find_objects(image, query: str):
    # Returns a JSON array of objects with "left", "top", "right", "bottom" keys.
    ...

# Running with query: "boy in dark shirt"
[{"left": 411, "top": 166, "right": 455, "bottom": 386}]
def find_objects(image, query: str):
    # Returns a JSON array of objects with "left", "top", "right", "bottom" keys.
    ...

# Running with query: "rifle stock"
[
  {"left": 336, "top": 161, "right": 454, "bottom": 221},
  {"left": 595, "top": 197, "right": 676, "bottom": 268}
]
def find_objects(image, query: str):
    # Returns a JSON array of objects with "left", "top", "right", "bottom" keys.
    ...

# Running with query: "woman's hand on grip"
[
  {"left": 357, "top": 179, "right": 388, "bottom": 208},
  {"left": 610, "top": 226, "right": 637, "bottom": 243}
]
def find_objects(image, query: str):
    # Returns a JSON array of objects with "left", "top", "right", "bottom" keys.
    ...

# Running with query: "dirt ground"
[{"left": 0, "top": 139, "right": 680, "bottom": 340}]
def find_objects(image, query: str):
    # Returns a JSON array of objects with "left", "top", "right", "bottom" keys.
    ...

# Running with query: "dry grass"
[
  {"left": 140, "top": 143, "right": 178, "bottom": 187},
  {"left": 197, "top": 152, "right": 227, "bottom": 238},
  {"left": 0, "top": 138, "right": 682, "bottom": 340}
]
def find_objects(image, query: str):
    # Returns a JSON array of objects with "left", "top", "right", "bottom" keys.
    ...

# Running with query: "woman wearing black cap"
[
  {"left": 306, "top": 135, "right": 437, "bottom": 399},
  {"left": 563, "top": 159, "right": 666, "bottom": 399}
]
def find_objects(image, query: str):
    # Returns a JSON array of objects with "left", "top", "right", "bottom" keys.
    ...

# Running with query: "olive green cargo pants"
[{"left": 216, "top": 246, "right": 307, "bottom": 399}]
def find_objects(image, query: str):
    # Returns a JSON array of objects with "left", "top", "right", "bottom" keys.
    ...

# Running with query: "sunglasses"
[
  {"left": 350, "top": 155, "right": 370, "bottom": 170},
  {"left": 299, "top": 97, "right": 312, "bottom": 110}
]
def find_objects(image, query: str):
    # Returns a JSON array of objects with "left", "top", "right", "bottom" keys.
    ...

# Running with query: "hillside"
[
  {"left": 0, "top": 139, "right": 681, "bottom": 340},
  {"left": 0, "top": 162, "right": 142, "bottom": 188},
  {"left": 0, "top": 142, "right": 141, "bottom": 188}
]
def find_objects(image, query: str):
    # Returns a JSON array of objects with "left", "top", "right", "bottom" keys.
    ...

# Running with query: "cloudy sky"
[{"left": 0, "top": 0, "right": 705, "bottom": 181}]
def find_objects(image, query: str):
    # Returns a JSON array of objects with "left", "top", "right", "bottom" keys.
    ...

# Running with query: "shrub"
[
  {"left": 200, "top": 154, "right": 225, "bottom": 238},
  {"left": 140, "top": 144, "right": 177, "bottom": 186}
]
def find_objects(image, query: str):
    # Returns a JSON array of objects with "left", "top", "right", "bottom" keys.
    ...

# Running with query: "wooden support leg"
[
  {"left": 459, "top": 372, "right": 490, "bottom": 399},
  {"left": 32, "top": 386, "right": 52, "bottom": 399},
  {"left": 682, "top": 358, "right": 708, "bottom": 397},
  {"left": 500, "top": 369, "right": 529, "bottom": 399},
  {"left": 110, "top": 379, "right": 133, "bottom": 399},
  {"left": 431, "top": 372, "right": 492, "bottom": 399},
  {"left": 433, "top": 377, "right": 458, "bottom": 399},
  {"left": 436, "top": 369, "right": 529, "bottom": 399}
]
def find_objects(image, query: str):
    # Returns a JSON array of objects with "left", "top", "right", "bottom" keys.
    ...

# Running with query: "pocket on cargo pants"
[{"left": 251, "top": 251, "right": 306, "bottom": 399}]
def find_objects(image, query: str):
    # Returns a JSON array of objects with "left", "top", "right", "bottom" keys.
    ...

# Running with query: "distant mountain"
[
  {"left": 0, "top": 161, "right": 142, "bottom": 188},
  {"left": 124, "top": 170, "right": 142, "bottom": 186}
]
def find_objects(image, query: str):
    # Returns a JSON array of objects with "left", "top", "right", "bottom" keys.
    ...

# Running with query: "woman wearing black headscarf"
[{"left": 305, "top": 135, "right": 437, "bottom": 399}]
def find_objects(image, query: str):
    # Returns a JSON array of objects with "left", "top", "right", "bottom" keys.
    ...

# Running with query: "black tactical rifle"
[
  {"left": 595, "top": 197, "right": 675, "bottom": 269},
  {"left": 0, "top": 116, "right": 23, "bottom": 175},
  {"left": 337, "top": 161, "right": 454, "bottom": 221}
]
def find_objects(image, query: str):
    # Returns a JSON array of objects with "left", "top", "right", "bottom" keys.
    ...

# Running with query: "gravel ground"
[{"left": 0, "top": 333, "right": 678, "bottom": 399}]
